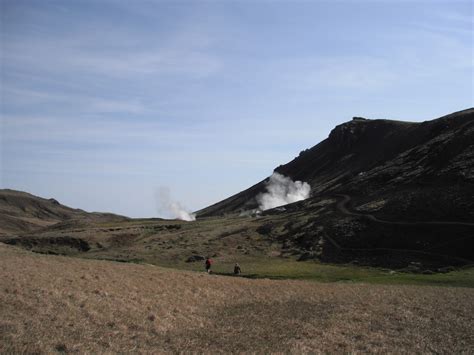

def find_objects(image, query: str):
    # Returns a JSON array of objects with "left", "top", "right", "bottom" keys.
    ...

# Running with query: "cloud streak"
[{"left": 2, "top": 27, "right": 221, "bottom": 80}]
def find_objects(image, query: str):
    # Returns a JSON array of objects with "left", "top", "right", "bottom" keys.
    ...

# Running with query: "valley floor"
[{"left": 1, "top": 243, "right": 473, "bottom": 353}]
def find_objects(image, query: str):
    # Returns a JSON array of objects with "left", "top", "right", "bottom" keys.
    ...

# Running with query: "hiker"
[
  {"left": 205, "top": 257, "right": 213, "bottom": 274},
  {"left": 234, "top": 263, "right": 241, "bottom": 275}
]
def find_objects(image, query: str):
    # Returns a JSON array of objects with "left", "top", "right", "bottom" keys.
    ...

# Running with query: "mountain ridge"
[{"left": 197, "top": 108, "right": 474, "bottom": 217}]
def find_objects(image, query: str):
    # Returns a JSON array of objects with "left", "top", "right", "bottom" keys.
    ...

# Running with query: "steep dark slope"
[
  {"left": 197, "top": 108, "right": 474, "bottom": 218},
  {"left": 194, "top": 109, "right": 474, "bottom": 268},
  {"left": 0, "top": 189, "right": 128, "bottom": 236}
]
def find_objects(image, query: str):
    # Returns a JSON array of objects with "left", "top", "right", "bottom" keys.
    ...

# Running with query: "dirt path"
[
  {"left": 324, "top": 194, "right": 474, "bottom": 264},
  {"left": 336, "top": 194, "right": 474, "bottom": 227},
  {"left": 322, "top": 232, "right": 473, "bottom": 264}
]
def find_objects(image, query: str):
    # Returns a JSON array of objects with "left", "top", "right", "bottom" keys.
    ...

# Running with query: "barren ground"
[{"left": 1, "top": 243, "right": 473, "bottom": 353}]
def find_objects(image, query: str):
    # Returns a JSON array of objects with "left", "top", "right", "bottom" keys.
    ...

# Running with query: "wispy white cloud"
[
  {"left": 266, "top": 24, "right": 472, "bottom": 94},
  {"left": 433, "top": 9, "right": 474, "bottom": 26},
  {"left": 3, "top": 87, "right": 148, "bottom": 114},
  {"left": 2, "top": 26, "right": 222, "bottom": 80},
  {"left": 382, "top": 28, "right": 472, "bottom": 75},
  {"left": 3, "top": 111, "right": 324, "bottom": 152},
  {"left": 289, "top": 56, "right": 399, "bottom": 91},
  {"left": 3, "top": 115, "right": 172, "bottom": 145}
]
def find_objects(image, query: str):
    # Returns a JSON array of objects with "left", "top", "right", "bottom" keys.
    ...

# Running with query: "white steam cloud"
[
  {"left": 157, "top": 187, "right": 196, "bottom": 221},
  {"left": 257, "top": 172, "right": 311, "bottom": 211}
]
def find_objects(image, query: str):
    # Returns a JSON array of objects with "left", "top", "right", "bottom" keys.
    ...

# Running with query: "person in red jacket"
[{"left": 205, "top": 257, "right": 213, "bottom": 274}]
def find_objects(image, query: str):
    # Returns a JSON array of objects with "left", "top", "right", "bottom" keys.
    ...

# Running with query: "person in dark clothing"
[
  {"left": 205, "top": 257, "right": 213, "bottom": 274},
  {"left": 234, "top": 263, "right": 241, "bottom": 275}
]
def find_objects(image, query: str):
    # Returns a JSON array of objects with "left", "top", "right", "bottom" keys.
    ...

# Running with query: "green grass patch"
[{"left": 155, "top": 257, "right": 474, "bottom": 288}]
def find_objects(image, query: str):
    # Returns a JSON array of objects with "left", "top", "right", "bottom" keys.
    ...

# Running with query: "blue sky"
[{"left": 1, "top": 0, "right": 472, "bottom": 218}]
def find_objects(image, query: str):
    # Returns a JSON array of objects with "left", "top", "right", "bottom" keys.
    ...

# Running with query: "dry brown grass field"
[{"left": 1, "top": 243, "right": 473, "bottom": 354}]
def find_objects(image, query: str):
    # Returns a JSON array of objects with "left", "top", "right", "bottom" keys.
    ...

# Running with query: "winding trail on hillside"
[
  {"left": 335, "top": 194, "right": 474, "bottom": 227},
  {"left": 319, "top": 194, "right": 474, "bottom": 264}
]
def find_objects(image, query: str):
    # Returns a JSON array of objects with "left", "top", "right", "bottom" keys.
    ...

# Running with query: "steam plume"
[
  {"left": 157, "top": 187, "right": 196, "bottom": 221},
  {"left": 257, "top": 172, "right": 310, "bottom": 211}
]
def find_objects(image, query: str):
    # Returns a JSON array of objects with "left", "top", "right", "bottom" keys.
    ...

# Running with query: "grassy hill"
[
  {"left": 0, "top": 189, "right": 128, "bottom": 237},
  {"left": 1, "top": 243, "right": 473, "bottom": 353}
]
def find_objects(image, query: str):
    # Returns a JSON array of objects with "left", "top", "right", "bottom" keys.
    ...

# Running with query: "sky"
[{"left": 1, "top": 0, "right": 472, "bottom": 218}]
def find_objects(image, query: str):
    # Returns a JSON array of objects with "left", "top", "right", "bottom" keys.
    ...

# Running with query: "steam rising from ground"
[
  {"left": 157, "top": 187, "right": 196, "bottom": 221},
  {"left": 257, "top": 172, "right": 311, "bottom": 211}
]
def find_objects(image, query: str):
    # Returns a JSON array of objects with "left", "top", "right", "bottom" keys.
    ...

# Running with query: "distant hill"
[{"left": 0, "top": 189, "right": 128, "bottom": 236}]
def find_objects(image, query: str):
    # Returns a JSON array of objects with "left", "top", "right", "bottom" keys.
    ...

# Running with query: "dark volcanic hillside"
[
  {"left": 0, "top": 189, "right": 128, "bottom": 236},
  {"left": 197, "top": 108, "right": 474, "bottom": 219},
  {"left": 192, "top": 109, "right": 474, "bottom": 269}
]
